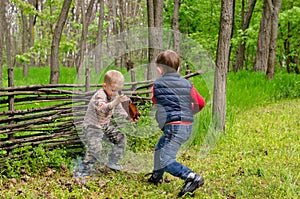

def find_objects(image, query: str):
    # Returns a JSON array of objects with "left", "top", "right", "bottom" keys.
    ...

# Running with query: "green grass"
[
  {"left": 0, "top": 68, "right": 299, "bottom": 198},
  {"left": 0, "top": 98, "right": 298, "bottom": 198},
  {"left": 1, "top": 66, "right": 77, "bottom": 86},
  {"left": 227, "top": 70, "right": 300, "bottom": 113}
]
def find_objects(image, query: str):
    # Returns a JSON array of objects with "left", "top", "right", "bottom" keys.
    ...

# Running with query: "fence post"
[
  {"left": 85, "top": 63, "right": 90, "bottom": 92},
  {"left": 130, "top": 69, "right": 136, "bottom": 91},
  {"left": 7, "top": 67, "right": 14, "bottom": 155}
]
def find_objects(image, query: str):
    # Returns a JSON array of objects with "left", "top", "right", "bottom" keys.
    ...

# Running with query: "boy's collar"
[
  {"left": 102, "top": 88, "right": 111, "bottom": 100},
  {"left": 163, "top": 72, "right": 180, "bottom": 77}
]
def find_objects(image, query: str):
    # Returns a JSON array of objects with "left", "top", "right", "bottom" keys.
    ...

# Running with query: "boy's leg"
[
  {"left": 104, "top": 124, "right": 126, "bottom": 170},
  {"left": 148, "top": 133, "right": 167, "bottom": 183},
  {"left": 159, "top": 124, "right": 194, "bottom": 179},
  {"left": 161, "top": 124, "right": 204, "bottom": 196},
  {"left": 77, "top": 125, "right": 103, "bottom": 176}
]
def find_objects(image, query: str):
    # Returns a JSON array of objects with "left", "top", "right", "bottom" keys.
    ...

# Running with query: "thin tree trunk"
[
  {"left": 254, "top": 0, "right": 271, "bottom": 72},
  {"left": 21, "top": 10, "right": 29, "bottom": 77},
  {"left": 50, "top": 0, "right": 72, "bottom": 84},
  {"left": 5, "top": 4, "right": 15, "bottom": 141},
  {"left": 228, "top": 0, "right": 235, "bottom": 71},
  {"left": 294, "top": 54, "right": 299, "bottom": 74},
  {"left": 75, "top": 0, "right": 96, "bottom": 80},
  {"left": 172, "top": 0, "right": 180, "bottom": 54},
  {"left": 235, "top": 0, "right": 257, "bottom": 72},
  {"left": 213, "top": 0, "right": 234, "bottom": 132},
  {"left": 95, "top": 0, "right": 104, "bottom": 74},
  {"left": 118, "top": 0, "right": 128, "bottom": 69},
  {"left": 28, "top": 0, "right": 38, "bottom": 67},
  {"left": 0, "top": 0, "right": 5, "bottom": 87},
  {"left": 266, "top": 0, "right": 282, "bottom": 79},
  {"left": 285, "top": 21, "right": 292, "bottom": 73},
  {"left": 147, "top": 0, "right": 163, "bottom": 80},
  {"left": 147, "top": 0, "right": 155, "bottom": 80}
]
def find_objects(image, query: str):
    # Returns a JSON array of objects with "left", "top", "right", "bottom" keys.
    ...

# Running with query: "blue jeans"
[{"left": 153, "top": 124, "right": 194, "bottom": 180}]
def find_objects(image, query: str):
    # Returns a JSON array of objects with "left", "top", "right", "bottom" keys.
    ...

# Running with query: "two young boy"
[{"left": 78, "top": 50, "right": 205, "bottom": 196}]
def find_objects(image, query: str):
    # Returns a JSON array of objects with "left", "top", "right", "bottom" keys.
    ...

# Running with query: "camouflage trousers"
[{"left": 82, "top": 123, "right": 127, "bottom": 166}]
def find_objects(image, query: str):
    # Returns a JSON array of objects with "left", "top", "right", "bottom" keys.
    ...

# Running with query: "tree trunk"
[
  {"left": 294, "top": 54, "right": 299, "bottom": 74},
  {"left": 95, "top": 0, "right": 105, "bottom": 74},
  {"left": 21, "top": 10, "right": 29, "bottom": 77},
  {"left": 172, "top": 0, "right": 180, "bottom": 54},
  {"left": 254, "top": 0, "right": 271, "bottom": 72},
  {"left": 4, "top": 1, "right": 15, "bottom": 140},
  {"left": 283, "top": 4, "right": 299, "bottom": 74},
  {"left": 50, "top": 0, "right": 72, "bottom": 84},
  {"left": 0, "top": 0, "right": 5, "bottom": 87},
  {"left": 76, "top": 0, "right": 96, "bottom": 80},
  {"left": 228, "top": 0, "right": 235, "bottom": 71},
  {"left": 213, "top": 0, "right": 234, "bottom": 132},
  {"left": 234, "top": 0, "right": 257, "bottom": 72},
  {"left": 147, "top": 0, "right": 155, "bottom": 80},
  {"left": 5, "top": 19, "right": 13, "bottom": 77},
  {"left": 28, "top": 0, "right": 38, "bottom": 67},
  {"left": 118, "top": 0, "right": 129, "bottom": 69},
  {"left": 147, "top": 0, "right": 163, "bottom": 80},
  {"left": 266, "top": 0, "right": 282, "bottom": 79},
  {"left": 285, "top": 21, "right": 292, "bottom": 73}
]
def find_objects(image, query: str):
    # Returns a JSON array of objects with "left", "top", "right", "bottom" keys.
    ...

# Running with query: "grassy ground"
[
  {"left": 0, "top": 68, "right": 299, "bottom": 198},
  {"left": 0, "top": 98, "right": 298, "bottom": 198}
]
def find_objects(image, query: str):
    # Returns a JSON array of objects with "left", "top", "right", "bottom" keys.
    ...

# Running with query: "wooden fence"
[{"left": 0, "top": 70, "right": 204, "bottom": 163}]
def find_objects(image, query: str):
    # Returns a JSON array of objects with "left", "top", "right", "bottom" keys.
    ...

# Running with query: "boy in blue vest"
[{"left": 148, "top": 50, "right": 205, "bottom": 197}]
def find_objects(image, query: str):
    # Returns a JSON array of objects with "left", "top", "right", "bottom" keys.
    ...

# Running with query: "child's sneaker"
[
  {"left": 73, "top": 163, "right": 93, "bottom": 178},
  {"left": 106, "top": 162, "right": 124, "bottom": 171},
  {"left": 178, "top": 173, "right": 204, "bottom": 197}
]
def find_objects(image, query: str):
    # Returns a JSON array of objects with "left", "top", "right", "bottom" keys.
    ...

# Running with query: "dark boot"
[
  {"left": 178, "top": 173, "right": 204, "bottom": 197},
  {"left": 147, "top": 170, "right": 164, "bottom": 185}
]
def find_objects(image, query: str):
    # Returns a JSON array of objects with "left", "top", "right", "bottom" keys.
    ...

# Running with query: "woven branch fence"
[{"left": 0, "top": 70, "right": 204, "bottom": 163}]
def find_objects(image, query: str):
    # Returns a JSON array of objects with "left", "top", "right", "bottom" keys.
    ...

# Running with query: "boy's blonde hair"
[{"left": 104, "top": 70, "right": 124, "bottom": 86}]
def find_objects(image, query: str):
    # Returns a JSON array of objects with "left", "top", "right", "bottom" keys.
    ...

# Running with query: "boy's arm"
[
  {"left": 93, "top": 91, "right": 126, "bottom": 113},
  {"left": 151, "top": 85, "right": 156, "bottom": 104},
  {"left": 190, "top": 84, "right": 205, "bottom": 114},
  {"left": 93, "top": 92, "right": 111, "bottom": 113}
]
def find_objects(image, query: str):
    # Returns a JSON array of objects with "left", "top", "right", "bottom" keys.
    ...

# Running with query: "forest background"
[{"left": 0, "top": 0, "right": 299, "bottom": 84}]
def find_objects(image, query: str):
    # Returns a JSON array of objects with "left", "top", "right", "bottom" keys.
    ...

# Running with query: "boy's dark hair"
[{"left": 155, "top": 50, "right": 180, "bottom": 73}]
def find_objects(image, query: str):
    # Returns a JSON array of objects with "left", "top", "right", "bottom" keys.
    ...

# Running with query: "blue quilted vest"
[{"left": 153, "top": 73, "right": 194, "bottom": 129}]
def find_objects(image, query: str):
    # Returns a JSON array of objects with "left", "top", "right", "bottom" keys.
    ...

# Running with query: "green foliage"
[
  {"left": 1, "top": 146, "right": 72, "bottom": 178},
  {"left": 120, "top": 102, "right": 161, "bottom": 153},
  {"left": 15, "top": 53, "right": 31, "bottom": 64},
  {"left": 277, "top": 4, "right": 300, "bottom": 62}
]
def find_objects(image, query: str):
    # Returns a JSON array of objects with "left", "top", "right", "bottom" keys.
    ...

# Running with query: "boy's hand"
[
  {"left": 109, "top": 94, "right": 129, "bottom": 109},
  {"left": 118, "top": 94, "right": 128, "bottom": 103}
]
